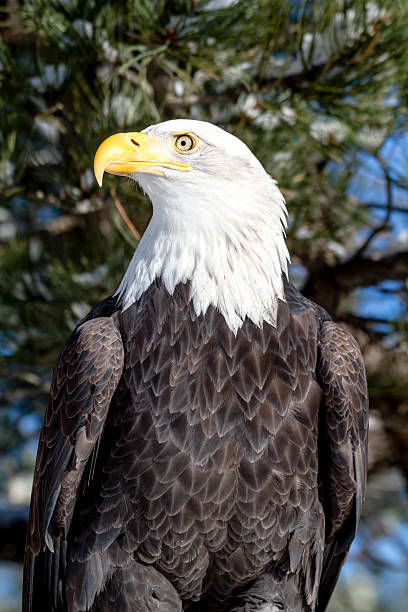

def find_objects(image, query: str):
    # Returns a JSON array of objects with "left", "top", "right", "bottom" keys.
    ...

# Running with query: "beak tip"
[{"left": 94, "top": 161, "right": 104, "bottom": 187}]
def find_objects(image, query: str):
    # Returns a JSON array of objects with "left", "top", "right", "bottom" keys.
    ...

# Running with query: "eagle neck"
[{"left": 115, "top": 174, "right": 289, "bottom": 334}]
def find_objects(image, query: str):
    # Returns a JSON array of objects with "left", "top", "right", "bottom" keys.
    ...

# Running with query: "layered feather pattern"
[{"left": 24, "top": 279, "right": 368, "bottom": 612}]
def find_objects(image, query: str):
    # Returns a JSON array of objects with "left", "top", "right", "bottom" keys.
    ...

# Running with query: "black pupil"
[{"left": 178, "top": 136, "right": 191, "bottom": 149}]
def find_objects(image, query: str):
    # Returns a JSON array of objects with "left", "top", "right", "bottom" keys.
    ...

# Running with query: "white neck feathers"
[{"left": 115, "top": 168, "right": 289, "bottom": 334}]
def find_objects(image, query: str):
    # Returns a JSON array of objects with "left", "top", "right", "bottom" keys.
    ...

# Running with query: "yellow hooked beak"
[{"left": 93, "top": 132, "right": 192, "bottom": 186}]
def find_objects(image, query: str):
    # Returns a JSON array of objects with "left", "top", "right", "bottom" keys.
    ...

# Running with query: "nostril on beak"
[{"left": 131, "top": 138, "right": 140, "bottom": 147}]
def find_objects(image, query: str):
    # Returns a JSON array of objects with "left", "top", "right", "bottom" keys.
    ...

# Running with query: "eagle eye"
[{"left": 175, "top": 134, "right": 196, "bottom": 152}]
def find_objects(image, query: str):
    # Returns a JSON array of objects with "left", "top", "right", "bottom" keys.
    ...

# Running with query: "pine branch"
[
  {"left": 349, "top": 155, "right": 394, "bottom": 261},
  {"left": 110, "top": 188, "right": 141, "bottom": 241},
  {"left": 302, "top": 250, "right": 408, "bottom": 316},
  {"left": 365, "top": 203, "right": 408, "bottom": 215}
]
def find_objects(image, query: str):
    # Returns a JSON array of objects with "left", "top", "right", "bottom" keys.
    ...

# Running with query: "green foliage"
[{"left": 1, "top": 1, "right": 408, "bottom": 609}]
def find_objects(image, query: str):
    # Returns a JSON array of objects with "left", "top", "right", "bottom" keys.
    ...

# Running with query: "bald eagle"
[{"left": 23, "top": 120, "right": 368, "bottom": 612}]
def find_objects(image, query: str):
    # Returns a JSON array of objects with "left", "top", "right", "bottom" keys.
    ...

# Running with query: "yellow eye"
[{"left": 175, "top": 134, "right": 196, "bottom": 152}]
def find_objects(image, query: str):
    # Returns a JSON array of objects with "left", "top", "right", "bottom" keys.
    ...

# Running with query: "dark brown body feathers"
[{"left": 23, "top": 278, "right": 368, "bottom": 611}]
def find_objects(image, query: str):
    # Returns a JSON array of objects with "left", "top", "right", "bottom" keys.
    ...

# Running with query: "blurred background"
[{"left": 1, "top": 0, "right": 408, "bottom": 610}]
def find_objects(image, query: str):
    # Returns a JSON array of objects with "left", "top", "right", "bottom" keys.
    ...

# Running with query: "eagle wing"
[
  {"left": 23, "top": 314, "right": 124, "bottom": 610},
  {"left": 316, "top": 321, "right": 368, "bottom": 611}
]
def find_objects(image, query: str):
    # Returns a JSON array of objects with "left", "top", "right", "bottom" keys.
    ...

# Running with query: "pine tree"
[{"left": 1, "top": 1, "right": 408, "bottom": 609}]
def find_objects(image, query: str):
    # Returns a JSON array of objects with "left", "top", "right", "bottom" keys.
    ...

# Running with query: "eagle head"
[{"left": 93, "top": 119, "right": 289, "bottom": 333}]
